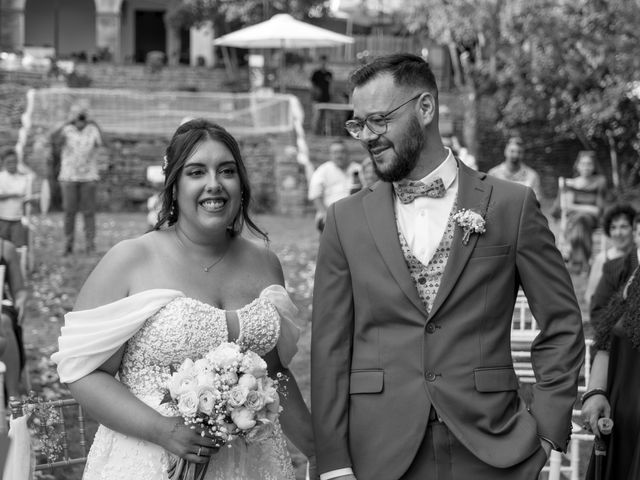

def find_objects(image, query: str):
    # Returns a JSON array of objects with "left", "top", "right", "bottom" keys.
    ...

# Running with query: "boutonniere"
[{"left": 452, "top": 209, "right": 486, "bottom": 246}]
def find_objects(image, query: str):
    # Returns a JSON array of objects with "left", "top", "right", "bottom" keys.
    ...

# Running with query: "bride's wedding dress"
[{"left": 52, "top": 285, "right": 300, "bottom": 480}]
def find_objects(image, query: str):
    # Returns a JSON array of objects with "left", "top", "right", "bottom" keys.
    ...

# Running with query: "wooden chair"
[{"left": 9, "top": 396, "right": 90, "bottom": 472}]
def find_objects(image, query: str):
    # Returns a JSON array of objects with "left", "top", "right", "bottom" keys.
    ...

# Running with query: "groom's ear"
[{"left": 417, "top": 92, "right": 437, "bottom": 127}]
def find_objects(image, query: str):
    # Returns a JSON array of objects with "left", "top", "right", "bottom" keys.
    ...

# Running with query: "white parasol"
[{"left": 214, "top": 13, "right": 354, "bottom": 91}]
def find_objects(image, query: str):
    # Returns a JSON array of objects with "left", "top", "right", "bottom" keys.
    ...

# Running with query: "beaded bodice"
[
  {"left": 120, "top": 296, "right": 281, "bottom": 404},
  {"left": 81, "top": 291, "right": 296, "bottom": 480}
]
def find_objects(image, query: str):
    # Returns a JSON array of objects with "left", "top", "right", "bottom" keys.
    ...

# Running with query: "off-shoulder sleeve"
[
  {"left": 260, "top": 285, "right": 302, "bottom": 367},
  {"left": 51, "top": 289, "right": 184, "bottom": 383}
]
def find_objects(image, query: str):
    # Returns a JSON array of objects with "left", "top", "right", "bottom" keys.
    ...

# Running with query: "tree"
[
  {"left": 167, "top": 0, "right": 329, "bottom": 35},
  {"left": 399, "top": 0, "right": 640, "bottom": 189}
]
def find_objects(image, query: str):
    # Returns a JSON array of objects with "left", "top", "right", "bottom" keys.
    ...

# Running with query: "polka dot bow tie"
[{"left": 395, "top": 177, "right": 446, "bottom": 204}]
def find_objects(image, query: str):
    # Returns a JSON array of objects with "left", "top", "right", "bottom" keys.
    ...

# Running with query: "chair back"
[{"left": 9, "top": 396, "right": 90, "bottom": 471}]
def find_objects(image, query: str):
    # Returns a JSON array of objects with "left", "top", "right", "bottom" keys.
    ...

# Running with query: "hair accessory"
[{"left": 162, "top": 155, "right": 169, "bottom": 172}]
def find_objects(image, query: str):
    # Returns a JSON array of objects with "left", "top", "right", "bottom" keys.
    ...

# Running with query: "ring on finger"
[{"left": 197, "top": 446, "right": 202, "bottom": 457}]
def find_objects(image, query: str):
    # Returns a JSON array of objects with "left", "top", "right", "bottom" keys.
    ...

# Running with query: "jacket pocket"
[
  {"left": 474, "top": 366, "right": 519, "bottom": 392},
  {"left": 470, "top": 244, "right": 511, "bottom": 258},
  {"left": 349, "top": 369, "right": 384, "bottom": 394}
]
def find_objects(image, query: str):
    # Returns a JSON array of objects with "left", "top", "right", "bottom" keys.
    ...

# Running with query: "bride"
[{"left": 52, "top": 119, "right": 316, "bottom": 479}]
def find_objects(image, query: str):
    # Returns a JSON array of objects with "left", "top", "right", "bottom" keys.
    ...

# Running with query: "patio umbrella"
[{"left": 213, "top": 13, "right": 354, "bottom": 91}]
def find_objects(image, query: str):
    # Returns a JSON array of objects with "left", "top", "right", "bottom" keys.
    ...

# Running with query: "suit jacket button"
[
  {"left": 426, "top": 323, "right": 436, "bottom": 334},
  {"left": 425, "top": 371, "right": 437, "bottom": 382}
]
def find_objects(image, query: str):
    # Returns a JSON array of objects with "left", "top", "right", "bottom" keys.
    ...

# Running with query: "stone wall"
[
  {"left": 21, "top": 126, "right": 307, "bottom": 216},
  {"left": 77, "top": 63, "right": 251, "bottom": 93}
]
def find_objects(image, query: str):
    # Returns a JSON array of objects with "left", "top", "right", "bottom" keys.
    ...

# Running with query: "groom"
[{"left": 310, "top": 53, "right": 585, "bottom": 480}]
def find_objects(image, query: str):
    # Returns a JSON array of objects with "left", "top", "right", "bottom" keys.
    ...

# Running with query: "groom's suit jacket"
[{"left": 311, "top": 162, "right": 585, "bottom": 480}]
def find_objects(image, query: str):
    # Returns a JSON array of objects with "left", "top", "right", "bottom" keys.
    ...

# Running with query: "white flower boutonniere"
[{"left": 453, "top": 209, "right": 486, "bottom": 246}]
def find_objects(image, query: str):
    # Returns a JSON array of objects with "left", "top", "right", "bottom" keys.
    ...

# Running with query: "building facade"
[{"left": 0, "top": 0, "right": 214, "bottom": 65}]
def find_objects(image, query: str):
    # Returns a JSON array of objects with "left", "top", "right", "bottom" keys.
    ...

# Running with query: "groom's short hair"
[{"left": 349, "top": 53, "right": 439, "bottom": 99}]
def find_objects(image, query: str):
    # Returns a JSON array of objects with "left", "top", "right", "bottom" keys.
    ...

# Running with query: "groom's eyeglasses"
[{"left": 345, "top": 93, "right": 424, "bottom": 139}]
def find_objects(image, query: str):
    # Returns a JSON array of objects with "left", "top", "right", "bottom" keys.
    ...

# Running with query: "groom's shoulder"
[{"left": 480, "top": 169, "right": 531, "bottom": 198}]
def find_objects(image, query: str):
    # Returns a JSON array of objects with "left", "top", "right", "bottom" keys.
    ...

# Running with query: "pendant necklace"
[{"left": 175, "top": 230, "right": 229, "bottom": 273}]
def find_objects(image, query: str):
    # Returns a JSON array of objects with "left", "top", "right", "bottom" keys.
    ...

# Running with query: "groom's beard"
[{"left": 370, "top": 116, "right": 424, "bottom": 183}]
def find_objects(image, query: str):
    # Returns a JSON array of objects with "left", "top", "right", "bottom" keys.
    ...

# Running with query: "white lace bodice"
[
  {"left": 54, "top": 287, "right": 298, "bottom": 480},
  {"left": 120, "top": 295, "right": 281, "bottom": 405}
]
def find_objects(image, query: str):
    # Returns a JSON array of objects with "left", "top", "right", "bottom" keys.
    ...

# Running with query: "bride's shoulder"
[{"left": 234, "top": 238, "right": 284, "bottom": 287}]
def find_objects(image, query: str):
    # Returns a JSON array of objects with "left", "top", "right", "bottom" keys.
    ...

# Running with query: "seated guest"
[{"left": 561, "top": 150, "right": 607, "bottom": 274}]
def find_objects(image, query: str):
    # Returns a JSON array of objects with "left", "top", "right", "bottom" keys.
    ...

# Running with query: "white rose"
[
  {"left": 238, "top": 374, "right": 258, "bottom": 391},
  {"left": 178, "top": 358, "right": 195, "bottom": 372},
  {"left": 168, "top": 370, "right": 198, "bottom": 399},
  {"left": 206, "top": 343, "right": 242, "bottom": 368},
  {"left": 227, "top": 386, "right": 249, "bottom": 408},
  {"left": 244, "top": 390, "right": 266, "bottom": 412},
  {"left": 194, "top": 358, "right": 212, "bottom": 374},
  {"left": 264, "top": 394, "right": 280, "bottom": 422},
  {"left": 219, "top": 371, "right": 238, "bottom": 386},
  {"left": 231, "top": 408, "right": 256, "bottom": 430},
  {"left": 177, "top": 390, "right": 199, "bottom": 417},
  {"left": 197, "top": 385, "right": 217, "bottom": 416},
  {"left": 261, "top": 383, "right": 278, "bottom": 403},
  {"left": 241, "top": 351, "right": 268, "bottom": 378}
]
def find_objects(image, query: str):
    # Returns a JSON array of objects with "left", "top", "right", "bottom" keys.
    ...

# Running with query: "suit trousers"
[{"left": 401, "top": 417, "right": 548, "bottom": 480}]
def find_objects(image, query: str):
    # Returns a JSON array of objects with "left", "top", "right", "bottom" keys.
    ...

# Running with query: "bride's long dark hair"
[{"left": 153, "top": 119, "right": 268, "bottom": 241}]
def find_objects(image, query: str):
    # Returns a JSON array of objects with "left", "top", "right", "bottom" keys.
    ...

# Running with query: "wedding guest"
[
  {"left": 56, "top": 104, "right": 104, "bottom": 255},
  {"left": 308, "top": 139, "right": 362, "bottom": 232},
  {"left": 560, "top": 150, "right": 607, "bottom": 274},
  {"left": 311, "top": 53, "right": 584, "bottom": 480},
  {"left": 488, "top": 136, "right": 542, "bottom": 199},
  {"left": 310, "top": 55, "right": 334, "bottom": 135},
  {"left": 584, "top": 204, "right": 636, "bottom": 308},
  {"left": 582, "top": 264, "right": 640, "bottom": 479},
  {"left": 52, "top": 119, "right": 316, "bottom": 479},
  {"left": 590, "top": 213, "right": 640, "bottom": 330},
  {"left": 0, "top": 147, "right": 30, "bottom": 247},
  {"left": 0, "top": 238, "right": 28, "bottom": 399}
]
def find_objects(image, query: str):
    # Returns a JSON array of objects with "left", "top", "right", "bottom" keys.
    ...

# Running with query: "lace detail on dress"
[
  {"left": 82, "top": 294, "right": 295, "bottom": 480},
  {"left": 237, "top": 297, "right": 280, "bottom": 356}
]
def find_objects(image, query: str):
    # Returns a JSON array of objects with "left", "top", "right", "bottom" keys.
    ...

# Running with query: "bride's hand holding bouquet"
[{"left": 163, "top": 342, "right": 285, "bottom": 480}]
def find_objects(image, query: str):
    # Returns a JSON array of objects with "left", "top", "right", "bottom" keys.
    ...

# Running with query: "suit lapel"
[
  {"left": 363, "top": 182, "right": 427, "bottom": 316},
  {"left": 429, "top": 162, "right": 493, "bottom": 319}
]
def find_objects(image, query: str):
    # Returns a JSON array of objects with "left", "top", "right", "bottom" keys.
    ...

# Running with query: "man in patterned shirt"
[{"left": 57, "top": 104, "right": 104, "bottom": 255}]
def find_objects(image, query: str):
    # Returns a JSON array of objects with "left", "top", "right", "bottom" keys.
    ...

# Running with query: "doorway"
[{"left": 134, "top": 10, "right": 166, "bottom": 63}]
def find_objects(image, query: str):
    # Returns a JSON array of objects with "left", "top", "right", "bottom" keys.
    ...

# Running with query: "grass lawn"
[{"left": 22, "top": 210, "right": 593, "bottom": 479}]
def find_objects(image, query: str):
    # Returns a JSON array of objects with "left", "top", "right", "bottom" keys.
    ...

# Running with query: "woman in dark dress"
[{"left": 582, "top": 264, "right": 640, "bottom": 479}]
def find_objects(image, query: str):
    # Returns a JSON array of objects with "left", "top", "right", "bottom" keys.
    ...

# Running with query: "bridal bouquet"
[{"left": 164, "top": 342, "right": 284, "bottom": 480}]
